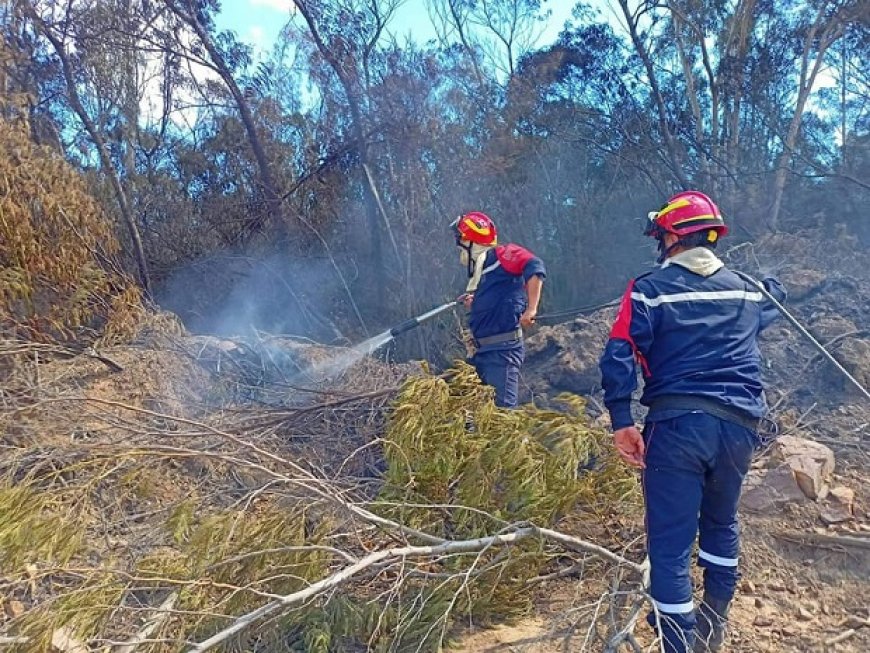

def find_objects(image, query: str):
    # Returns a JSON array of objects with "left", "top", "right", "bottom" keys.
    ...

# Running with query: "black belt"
[
  {"left": 474, "top": 328, "right": 523, "bottom": 347},
  {"left": 648, "top": 395, "right": 760, "bottom": 431}
]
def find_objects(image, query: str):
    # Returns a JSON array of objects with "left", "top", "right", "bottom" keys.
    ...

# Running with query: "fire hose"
[
  {"left": 388, "top": 301, "right": 458, "bottom": 338},
  {"left": 734, "top": 271, "right": 870, "bottom": 402},
  {"left": 533, "top": 275, "right": 870, "bottom": 403}
]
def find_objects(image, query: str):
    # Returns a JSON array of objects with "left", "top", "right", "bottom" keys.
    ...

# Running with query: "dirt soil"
[{"left": 452, "top": 481, "right": 870, "bottom": 652}]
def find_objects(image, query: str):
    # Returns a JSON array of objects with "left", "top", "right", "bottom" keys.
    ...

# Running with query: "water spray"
[{"left": 306, "top": 301, "right": 460, "bottom": 380}]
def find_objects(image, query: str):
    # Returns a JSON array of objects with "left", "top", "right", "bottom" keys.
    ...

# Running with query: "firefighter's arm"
[
  {"left": 520, "top": 275, "right": 544, "bottom": 328},
  {"left": 598, "top": 279, "right": 656, "bottom": 430},
  {"left": 600, "top": 340, "right": 639, "bottom": 430},
  {"left": 519, "top": 254, "right": 545, "bottom": 327},
  {"left": 759, "top": 277, "right": 787, "bottom": 331}
]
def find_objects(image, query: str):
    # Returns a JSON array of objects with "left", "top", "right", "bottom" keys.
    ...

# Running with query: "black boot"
[{"left": 693, "top": 594, "right": 730, "bottom": 652}]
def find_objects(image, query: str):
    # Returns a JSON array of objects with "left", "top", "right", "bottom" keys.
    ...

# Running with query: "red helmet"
[
  {"left": 645, "top": 191, "right": 728, "bottom": 240},
  {"left": 451, "top": 211, "right": 498, "bottom": 246}
]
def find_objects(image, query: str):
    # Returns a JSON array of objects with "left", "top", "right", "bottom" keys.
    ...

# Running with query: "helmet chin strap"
[
  {"left": 656, "top": 236, "right": 683, "bottom": 264},
  {"left": 658, "top": 232, "right": 719, "bottom": 264},
  {"left": 459, "top": 242, "right": 475, "bottom": 277}
]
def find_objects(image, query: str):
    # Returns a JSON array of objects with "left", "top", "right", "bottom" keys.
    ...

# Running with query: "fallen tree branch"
[
  {"left": 604, "top": 557, "right": 651, "bottom": 652},
  {"left": 186, "top": 530, "right": 535, "bottom": 652},
  {"left": 16, "top": 396, "right": 446, "bottom": 545},
  {"left": 0, "top": 636, "right": 30, "bottom": 646},
  {"left": 185, "top": 527, "right": 645, "bottom": 653},
  {"left": 115, "top": 592, "right": 178, "bottom": 653},
  {"left": 821, "top": 615, "right": 870, "bottom": 647},
  {"left": 84, "top": 347, "right": 124, "bottom": 373},
  {"left": 115, "top": 441, "right": 445, "bottom": 545},
  {"left": 773, "top": 530, "right": 870, "bottom": 551},
  {"left": 825, "top": 629, "right": 856, "bottom": 646},
  {"left": 536, "top": 527, "right": 645, "bottom": 574},
  {"left": 838, "top": 615, "right": 870, "bottom": 630}
]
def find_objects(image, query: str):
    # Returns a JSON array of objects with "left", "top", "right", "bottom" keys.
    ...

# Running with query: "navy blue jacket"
[
  {"left": 599, "top": 259, "right": 785, "bottom": 429},
  {"left": 470, "top": 244, "right": 546, "bottom": 350}
]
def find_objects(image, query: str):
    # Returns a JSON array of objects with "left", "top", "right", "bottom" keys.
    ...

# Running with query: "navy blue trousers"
[
  {"left": 472, "top": 347, "right": 523, "bottom": 408},
  {"left": 642, "top": 412, "right": 757, "bottom": 653}
]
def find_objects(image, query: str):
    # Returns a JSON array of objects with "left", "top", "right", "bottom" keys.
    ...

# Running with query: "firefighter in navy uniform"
[
  {"left": 451, "top": 212, "right": 545, "bottom": 408},
  {"left": 598, "top": 191, "right": 786, "bottom": 652}
]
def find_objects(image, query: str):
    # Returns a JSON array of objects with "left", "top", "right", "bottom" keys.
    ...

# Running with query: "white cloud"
[{"left": 249, "top": 0, "right": 295, "bottom": 12}]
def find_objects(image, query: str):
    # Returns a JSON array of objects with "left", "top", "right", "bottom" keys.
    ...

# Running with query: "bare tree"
[
  {"left": 667, "top": 1, "right": 713, "bottom": 187},
  {"left": 23, "top": 1, "right": 153, "bottom": 297},
  {"left": 164, "top": 0, "right": 291, "bottom": 242},
  {"left": 615, "top": 0, "right": 691, "bottom": 188},
  {"left": 719, "top": 0, "right": 757, "bottom": 197},
  {"left": 294, "top": 0, "right": 404, "bottom": 304},
  {"left": 769, "top": 0, "right": 864, "bottom": 229},
  {"left": 662, "top": 0, "right": 758, "bottom": 198},
  {"left": 471, "top": 0, "right": 546, "bottom": 78},
  {"left": 427, "top": 0, "right": 489, "bottom": 94},
  {"left": 429, "top": 0, "right": 546, "bottom": 84}
]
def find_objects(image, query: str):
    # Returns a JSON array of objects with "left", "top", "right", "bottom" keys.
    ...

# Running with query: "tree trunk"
[
  {"left": 839, "top": 34, "right": 848, "bottom": 165},
  {"left": 617, "top": 0, "right": 690, "bottom": 188},
  {"left": 294, "top": 0, "right": 392, "bottom": 305},
  {"left": 669, "top": 10, "right": 710, "bottom": 189},
  {"left": 442, "top": 0, "right": 488, "bottom": 96},
  {"left": 165, "top": 0, "right": 290, "bottom": 243},
  {"left": 121, "top": 0, "right": 138, "bottom": 182},
  {"left": 27, "top": 6, "right": 153, "bottom": 298},
  {"left": 769, "top": 1, "right": 847, "bottom": 230},
  {"left": 721, "top": 0, "right": 756, "bottom": 201}
]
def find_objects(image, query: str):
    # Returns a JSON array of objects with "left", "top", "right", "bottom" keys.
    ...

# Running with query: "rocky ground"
[{"left": 452, "top": 439, "right": 869, "bottom": 652}]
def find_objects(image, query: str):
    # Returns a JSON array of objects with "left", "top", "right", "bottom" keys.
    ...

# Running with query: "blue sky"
[{"left": 215, "top": 0, "right": 591, "bottom": 59}]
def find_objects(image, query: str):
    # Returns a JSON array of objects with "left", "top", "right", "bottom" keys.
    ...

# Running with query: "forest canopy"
[{"left": 3, "top": 0, "right": 868, "bottom": 355}]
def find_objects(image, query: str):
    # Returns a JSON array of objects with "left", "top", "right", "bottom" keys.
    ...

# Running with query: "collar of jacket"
[{"left": 662, "top": 247, "right": 724, "bottom": 277}]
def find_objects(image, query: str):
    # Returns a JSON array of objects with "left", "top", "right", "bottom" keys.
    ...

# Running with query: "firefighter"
[
  {"left": 451, "top": 212, "right": 545, "bottom": 408},
  {"left": 598, "top": 191, "right": 786, "bottom": 652}
]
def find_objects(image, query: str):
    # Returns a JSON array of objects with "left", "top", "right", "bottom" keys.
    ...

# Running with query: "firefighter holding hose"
[{"left": 451, "top": 212, "right": 545, "bottom": 408}]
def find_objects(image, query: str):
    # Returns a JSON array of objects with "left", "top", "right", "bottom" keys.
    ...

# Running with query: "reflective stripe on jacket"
[{"left": 599, "top": 259, "right": 786, "bottom": 429}]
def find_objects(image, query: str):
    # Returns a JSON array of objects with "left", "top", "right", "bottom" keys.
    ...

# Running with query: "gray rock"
[
  {"left": 740, "top": 465, "right": 808, "bottom": 513},
  {"left": 819, "top": 486, "right": 855, "bottom": 524},
  {"left": 770, "top": 435, "right": 835, "bottom": 500}
]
